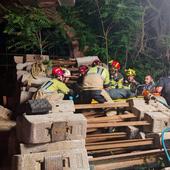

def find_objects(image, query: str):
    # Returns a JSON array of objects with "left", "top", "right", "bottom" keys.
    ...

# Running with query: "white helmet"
[{"left": 62, "top": 68, "right": 71, "bottom": 77}]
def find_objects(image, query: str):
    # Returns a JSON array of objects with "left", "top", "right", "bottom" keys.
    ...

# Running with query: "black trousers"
[{"left": 81, "top": 90, "right": 106, "bottom": 104}]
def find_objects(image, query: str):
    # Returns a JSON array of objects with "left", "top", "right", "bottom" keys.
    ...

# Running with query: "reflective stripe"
[
  {"left": 97, "top": 67, "right": 104, "bottom": 75},
  {"left": 41, "top": 81, "right": 54, "bottom": 90}
]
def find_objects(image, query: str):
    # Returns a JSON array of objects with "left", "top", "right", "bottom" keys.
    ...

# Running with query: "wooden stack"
[
  {"left": 12, "top": 100, "right": 89, "bottom": 170},
  {"left": 75, "top": 99, "right": 170, "bottom": 169},
  {"left": 15, "top": 55, "right": 80, "bottom": 105},
  {"left": 15, "top": 55, "right": 99, "bottom": 90}
]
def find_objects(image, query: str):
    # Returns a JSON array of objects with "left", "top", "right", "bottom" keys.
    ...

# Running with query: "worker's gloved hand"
[
  {"left": 65, "top": 89, "right": 79, "bottom": 101},
  {"left": 69, "top": 95, "right": 74, "bottom": 100}
]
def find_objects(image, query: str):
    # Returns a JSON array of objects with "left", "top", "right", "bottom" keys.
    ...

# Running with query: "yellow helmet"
[{"left": 125, "top": 68, "right": 136, "bottom": 76}]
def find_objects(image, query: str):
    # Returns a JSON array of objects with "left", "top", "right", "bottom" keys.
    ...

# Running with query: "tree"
[{"left": 4, "top": 7, "right": 53, "bottom": 55}]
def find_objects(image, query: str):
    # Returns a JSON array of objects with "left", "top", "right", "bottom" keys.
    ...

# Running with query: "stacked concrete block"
[
  {"left": 129, "top": 98, "right": 169, "bottom": 120},
  {"left": 143, "top": 112, "right": 170, "bottom": 133},
  {"left": 17, "top": 113, "right": 86, "bottom": 144},
  {"left": 130, "top": 98, "right": 170, "bottom": 150},
  {"left": 50, "top": 100, "right": 75, "bottom": 113},
  {"left": 13, "top": 147, "right": 89, "bottom": 170},
  {"left": 13, "top": 101, "right": 89, "bottom": 170}
]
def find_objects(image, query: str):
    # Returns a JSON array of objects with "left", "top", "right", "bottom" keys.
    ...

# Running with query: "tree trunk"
[{"left": 39, "top": 3, "right": 84, "bottom": 58}]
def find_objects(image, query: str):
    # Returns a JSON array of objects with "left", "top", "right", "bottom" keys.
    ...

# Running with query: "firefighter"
[
  {"left": 78, "top": 65, "right": 89, "bottom": 84},
  {"left": 109, "top": 60, "right": 124, "bottom": 89},
  {"left": 70, "top": 65, "right": 89, "bottom": 103},
  {"left": 82, "top": 59, "right": 112, "bottom": 103},
  {"left": 33, "top": 67, "right": 72, "bottom": 101},
  {"left": 122, "top": 68, "right": 140, "bottom": 97}
]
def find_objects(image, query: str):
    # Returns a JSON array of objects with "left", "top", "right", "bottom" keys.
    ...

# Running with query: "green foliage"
[
  {"left": 3, "top": 0, "right": 170, "bottom": 81},
  {"left": 58, "top": 7, "right": 97, "bottom": 50},
  {"left": 73, "top": 0, "right": 143, "bottom": 63},
  {"left": 4, "top": 7, "right": 53, "bottom": 54}
]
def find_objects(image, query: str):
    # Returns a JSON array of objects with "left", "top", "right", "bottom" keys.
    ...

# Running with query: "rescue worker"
[
  {"left": 123, "top": 68, "right": 140, "bottom": 96},
  {"left": 33, "top": 67, "right": 72, "bottom": 101},
  {"left": 155, "top": 76, "right": 170, "bottom": 106},
  {"left": 82, "top": 59, "right": 112, "bottom": 103},
  {"left": 109, "top": 60, "right": 124, "bottom": 89},
  {"left": 71, "top": 65, "right": 89, "bottom": 103},
  {"left": 78, "top": 65, "right": 89, "bottom": 84},
  {"left": 143, "top": 75, "right": 155, "bottom": 92},
  {"left": 106, "top": 60, "right": 129, "bottom": 99}
]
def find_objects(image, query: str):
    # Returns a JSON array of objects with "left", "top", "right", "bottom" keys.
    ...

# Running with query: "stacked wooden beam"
[
  {"left": 75, "top": 99, "right": 170, "bottom": 169},
  {"left": 12, "top": 100, "right": 89, "bottom": 170}
]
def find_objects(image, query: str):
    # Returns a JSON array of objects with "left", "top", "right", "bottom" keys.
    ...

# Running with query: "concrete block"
[
  {"left": 17, "top": 113, "right": 87, "bottom": 144},
  {"left": 129, "top": 98, "right": 170, "bottom": 120},
  {"left": 12, "top": 148, "right": 89, "bottom": 170},
  {"left": 126, "top": 126, "right": 139, "bottom": 139},
  {"left": 143, "top": 112, "right": 170, "bottom": 133},
  {"left": 50, "top": 100, "right": 75, "bottom": 113},
  {"left": 20, "top": 140, "right": 85, "bottom": 154}
]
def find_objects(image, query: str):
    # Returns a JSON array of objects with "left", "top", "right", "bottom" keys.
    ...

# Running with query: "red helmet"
[
  {"left": 92, "top": 59, "right": 101, "bottom": 67},
  {"left": 52, "top": 67, "right": 64, "bottom": 77},
  {"left": 79, "top": 65, "right": 88, "bottom": 75},
  {"left": 110, "top": 60, "right": 121, "bottom": 70}
]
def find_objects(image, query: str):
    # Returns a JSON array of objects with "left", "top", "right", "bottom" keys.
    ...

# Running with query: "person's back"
[
  {"left": 86, "top": 65, "right": 110, "bottom": 87},
  {"left": 81, "top": 60, "right": 112, "bottom": 103},
  {"left": 156, "top": 76, "right": 170, "bottom": 105}
]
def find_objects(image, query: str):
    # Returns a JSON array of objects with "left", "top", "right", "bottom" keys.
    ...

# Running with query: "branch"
[{"left": 95, "top": 0, "right": 106, "bottom": 37}]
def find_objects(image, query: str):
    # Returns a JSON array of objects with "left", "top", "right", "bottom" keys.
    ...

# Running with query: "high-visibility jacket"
[
  {"left": 110, "top": 73, "right": 124, "bottom": 89},
  {"left": 40, "top": 79, "right": 70, "bottom": 94},
  {"left": 86, "top": 66, "right": 110, "bottom": 87}
]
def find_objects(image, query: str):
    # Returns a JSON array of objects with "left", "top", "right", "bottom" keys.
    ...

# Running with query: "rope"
[{"left": 31, "top": 62, "right": 45, "bottom": 79}]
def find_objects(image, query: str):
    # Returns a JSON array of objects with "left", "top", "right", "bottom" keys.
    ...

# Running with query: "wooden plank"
[
  {"left": 52, "top": 59, "right": 76, "bottom": 66},
  {"left": 82, "top": 112, "right": 105, "bottom": 118},
  {"left": 86, "top": 138, "right": 153, "bottom": 146},
  {"left": 87, "top": 113, "right": 136, "bottom": 123},
  {"left": 87, "top": 128, "right": 98, "bottom": 133},
  {"left": 87, "top": 132, "right": 127, "bottom": 138},
  {"left": 88, "top": 148, "right": 126, "bottom": 154},
  {"left": 87, "top": 121, "right": 150, "bottom": 128},
  {"left": 86, "top": 133, "right": 126, "bottom": 143},
  {"left": 86, "top": 138, "right": 153, "bottom": 151},
  {"left": 93, "top": 157, "right": 157, "bottom": 170},
  {"left": 75, "top": 102, "right": 129, "bottom": 110},
  {"left": 89, "top": 149, "right": 166, "bottom": 161}
]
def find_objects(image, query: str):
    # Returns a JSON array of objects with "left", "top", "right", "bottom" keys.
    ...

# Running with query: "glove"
[{"left": 69, "top": 96, "right": 74, "bottom": 100}]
